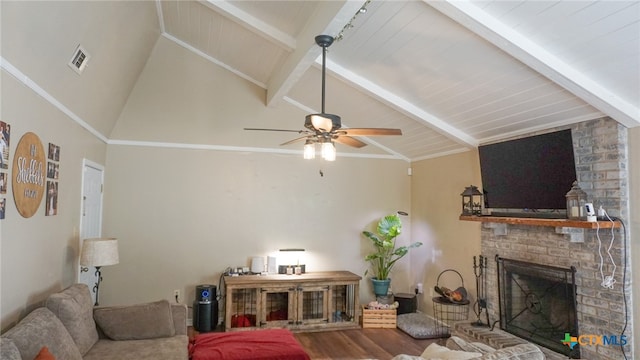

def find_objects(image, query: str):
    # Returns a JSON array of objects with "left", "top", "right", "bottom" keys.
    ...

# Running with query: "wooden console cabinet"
[{"left": 223, "top": 271, "right": 361, "bottom": 332}]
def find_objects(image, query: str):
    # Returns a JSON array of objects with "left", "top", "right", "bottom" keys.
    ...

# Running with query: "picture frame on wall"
[
  {"left": 46, "top": 142, "right": 60, "bottom": 216},
  {"left": 46, "top": 180, "right": 58, "bottom": 216},
  {"left": 1, "top": 121, "right": 9, "bottom": 170},
  {"left": 0, "top": 172, "right": 6, "bottom": 194},
  {"left": 0, "top": 120, "right": 10, "bottom": 220},
  {"left": 48, "top": 143, "right": 60, "bottom": 162},
  {"left": 47, "top": 162, "right": 59, "bottom": 180}
]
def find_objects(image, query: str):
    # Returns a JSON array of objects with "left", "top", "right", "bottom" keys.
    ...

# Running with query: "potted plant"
[{"left": 362, "top": 214, "right": 423, "bottom": 296}]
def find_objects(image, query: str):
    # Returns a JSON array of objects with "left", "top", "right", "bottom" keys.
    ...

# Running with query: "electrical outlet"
[{"left": 173, "top": 289, "right": 180, "bottom": 302}]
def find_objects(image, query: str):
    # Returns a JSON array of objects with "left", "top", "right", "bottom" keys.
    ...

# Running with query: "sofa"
[
  {"left": 392, "top": 336, "right": 545, "bottom": 360},
  {"left": 1, "top": 284, "right": 188, "bottom": 360}
]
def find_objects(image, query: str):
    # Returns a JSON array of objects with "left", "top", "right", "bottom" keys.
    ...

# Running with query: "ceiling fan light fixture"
[
  {"left": 321, "top": 140, "right": 336, "bottom": 162},
  {"left": 303, "top": 139, "right": 316, "bottom": 160},
  {"left": 244, "top": 33, "right": 400, "bottom": 159},
  {"left": 305, "top": 113, "right": 341, "bottom": 132}
]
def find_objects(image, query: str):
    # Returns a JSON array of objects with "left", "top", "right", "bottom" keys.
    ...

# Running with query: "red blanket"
[{"left": 189, "top": 329, "right": 311, "bottom": 360}]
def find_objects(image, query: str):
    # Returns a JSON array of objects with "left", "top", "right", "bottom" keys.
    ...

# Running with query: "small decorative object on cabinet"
[
  {"left": 460, "top": 185, "right": 483, "bottom": 216},
  {"left": 277, "top": 248, "right": 306, "bottom": 274},
  {"left": 223, "top": 271, "right": 361, "bottom": 332}
]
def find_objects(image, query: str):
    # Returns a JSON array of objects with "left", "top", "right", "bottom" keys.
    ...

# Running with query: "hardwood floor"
[{"left": 294, "top": 328, "right": 438, "bottom": 360}]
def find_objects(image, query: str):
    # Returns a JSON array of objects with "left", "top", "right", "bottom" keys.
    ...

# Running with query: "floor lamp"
[{"left": 80, "top": 238, "right": 119, "bottom": 306}]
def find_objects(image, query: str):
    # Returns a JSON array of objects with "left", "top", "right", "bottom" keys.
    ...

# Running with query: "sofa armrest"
[{"left": 171, "top": 303, "right": 188, "bottom": 335}]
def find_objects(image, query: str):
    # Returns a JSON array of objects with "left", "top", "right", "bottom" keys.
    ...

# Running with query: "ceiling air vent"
[{"left": 68, "top": 45, "right": 90, "bottom": 75}]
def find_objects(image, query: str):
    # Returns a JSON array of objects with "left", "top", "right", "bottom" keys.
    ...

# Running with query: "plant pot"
[{"left": 371, "top": 278, "right": 391, "bottom": 296}]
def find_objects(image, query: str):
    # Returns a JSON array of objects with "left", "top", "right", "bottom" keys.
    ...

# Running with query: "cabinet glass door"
[
  {"left": 330, "top": 284, "right": 358, "bottom": 323},
  {"left": 260, "top": 287, "right": 295, "bottom": 327},
  {"left": 298, "top": 285, "right": 329, "bottom": 325},
  {"left": 229, "top": 288, "right": 258, "bottom": 329}
]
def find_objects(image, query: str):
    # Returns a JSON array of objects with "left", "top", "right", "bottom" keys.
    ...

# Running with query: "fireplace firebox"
[{"left": 497, "top": 256, "right": 579, "bottom": 358}]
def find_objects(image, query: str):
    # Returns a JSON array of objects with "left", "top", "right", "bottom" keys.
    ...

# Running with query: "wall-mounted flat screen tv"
[{"left": 478, "top": 129, "right": 577, "bottom": 215}]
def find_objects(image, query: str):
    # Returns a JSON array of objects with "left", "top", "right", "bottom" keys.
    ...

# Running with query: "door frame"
[{"left": 78, "top": 159, "right": 105, "bottom": 284}]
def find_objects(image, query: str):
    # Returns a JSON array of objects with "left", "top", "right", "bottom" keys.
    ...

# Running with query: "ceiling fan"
[{"left": 245, "top": 35, "right": 402, "bottom": 161}]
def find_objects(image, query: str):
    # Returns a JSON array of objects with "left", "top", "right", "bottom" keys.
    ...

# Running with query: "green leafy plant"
[{"left": 362, "top": 214, "right": 423, "bottom": 280}]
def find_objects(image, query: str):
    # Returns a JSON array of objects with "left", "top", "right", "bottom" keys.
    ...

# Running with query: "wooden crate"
[{"left": 361, "top": 306, "right": 396, "bottom": 328}]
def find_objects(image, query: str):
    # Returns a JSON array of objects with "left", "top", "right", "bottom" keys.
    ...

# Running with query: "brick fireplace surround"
[{"left": 469, "top": 117, "right": 632, "bottom": 360}]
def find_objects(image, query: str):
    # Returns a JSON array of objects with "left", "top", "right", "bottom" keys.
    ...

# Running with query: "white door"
[{"left": 78, "top": 160, "right": 104, "bottom": 305}]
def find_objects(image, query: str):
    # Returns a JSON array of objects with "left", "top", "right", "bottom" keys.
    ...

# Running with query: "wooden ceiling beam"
[
  {"left": 199, "top": 0, "right": 296, "bottom": 50},
  {"left": 265, "top": 1, "right": 364, "bottom": 108}
]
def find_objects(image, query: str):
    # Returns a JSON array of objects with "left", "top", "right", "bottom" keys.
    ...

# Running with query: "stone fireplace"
[{"left": 475, "top": 118, "right": 632, "bottom": 360}]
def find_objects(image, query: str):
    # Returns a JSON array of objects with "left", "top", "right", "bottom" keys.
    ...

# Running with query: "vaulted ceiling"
[{"left": 2, "top": 1, "right": 639, "bottom": 162}]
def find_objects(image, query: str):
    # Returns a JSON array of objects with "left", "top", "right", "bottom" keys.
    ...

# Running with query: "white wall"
[
  {"left": 102, "top": 146, "right": 411, "bottom": 306},
  {"left": 0, "top": 71, "right": 107, "bottom": 329},
  {"left": 99, "top": 36, "right": 412, "bottom": 307},
  {"left": 0, "top": 1, "right": 158, "bottom": 136}
]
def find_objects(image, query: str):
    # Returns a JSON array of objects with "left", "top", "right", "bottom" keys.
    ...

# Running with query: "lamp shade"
[{"left": 80, "top": 238, "right": 119, "bottom": 267}]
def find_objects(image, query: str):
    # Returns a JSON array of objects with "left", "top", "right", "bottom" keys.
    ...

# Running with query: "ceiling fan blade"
[
  {"left": 244, "top": 128, "right": 309, "bottom": 134},
  {"left": 280, "top": 136, "right": 310, "bottom": 146},
  {"left": 334, "top": 136, "right": 367, "bottom": 148},
  {"left": 338, "top": 128, "right": 402, "bottom": 136}
]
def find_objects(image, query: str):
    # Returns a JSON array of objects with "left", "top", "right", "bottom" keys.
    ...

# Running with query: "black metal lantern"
[{"left": 461, "top": 185, "right": 483, "bottom": 216}]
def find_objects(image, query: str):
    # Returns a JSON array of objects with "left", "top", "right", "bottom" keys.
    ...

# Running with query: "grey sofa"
[{"left": 1, "top": 284, "right": 188, "bottom": 360}]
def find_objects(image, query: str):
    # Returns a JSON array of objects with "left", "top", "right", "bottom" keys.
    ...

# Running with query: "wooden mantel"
[{"left": 459, "top": 215, "right": 620, "bottom": 229}]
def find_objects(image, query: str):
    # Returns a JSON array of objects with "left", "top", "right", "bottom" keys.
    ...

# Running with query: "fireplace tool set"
[{"left": 472, "top": 255, "right": 489, "bottom": 327}]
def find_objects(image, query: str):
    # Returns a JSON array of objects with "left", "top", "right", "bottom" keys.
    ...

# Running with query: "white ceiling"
[
  {"left": 158, "top": 0, "right": 639, "bottom": 161},
  {"left": 2, "top": 1, "right": 639, "bottom": 162}
]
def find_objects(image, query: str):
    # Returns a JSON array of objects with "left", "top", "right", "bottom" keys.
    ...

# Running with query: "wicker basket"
[{"left": 361, "top": 306, "right": 397, "bottom": 328}]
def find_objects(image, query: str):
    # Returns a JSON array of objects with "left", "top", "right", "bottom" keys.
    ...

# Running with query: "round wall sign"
[{"left": 12, "top": 132, "right": 46, "bottom": 218}]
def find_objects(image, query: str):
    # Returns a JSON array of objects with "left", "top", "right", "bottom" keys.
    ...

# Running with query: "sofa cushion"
[
  {"left": 0, "top": 337, "right": 22, "bottom": 360},
  {"left": 1, "top": 307, "right": 83, "bottom": 360},
  {"left": 46, "top": 284, "right": 99, "bottom": 355},
  {"left": 83, "top": 335, "right": 189, "bottom": 360},
  {"left": 477, "top": 344, "right": 544, "bottom": 360},
  {"left": 93, "top": 299, "right": 176, "bottom": 340},
  {"left": 446, "top": 336, "right": 496, "bottom": 354},
  {"left": 420, "top": 342, "right": 482, "bottom": 359}
]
